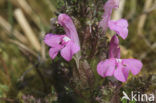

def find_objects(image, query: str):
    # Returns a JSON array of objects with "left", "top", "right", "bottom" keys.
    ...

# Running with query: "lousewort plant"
[{"left": 44, "top": 0, "right": 144, "bottom": 102}]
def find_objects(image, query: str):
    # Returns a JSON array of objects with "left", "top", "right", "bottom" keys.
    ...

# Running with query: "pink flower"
[
  {"left": 97, "top": 36, "right": 143, "bottom": 82},
  {"left": 44, "top": 14, "right": 80, "bottom": 61},
  {"left": 108, "top": 19, "right": 128, "bottom": 39},
  {"left": 97, "top": 58, "right": 142, "bottom": 82},
  {"left": 99, "top": 0, "right": 119, "bottom": 32}
]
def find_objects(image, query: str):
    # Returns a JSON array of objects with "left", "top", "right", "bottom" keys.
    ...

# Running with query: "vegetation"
[{"left": 0, "top": 0, "right": 156, "bottom": 103}]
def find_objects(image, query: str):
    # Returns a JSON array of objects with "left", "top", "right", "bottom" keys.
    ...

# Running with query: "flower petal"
[
  {"left": 122, "top": 59, "right": 143, "bottom": 75},
  {"left": 60, "top": 41, "right": 80, "bottom": 61},
  {"left": 108, "top": 19, "right": 128, "bottom": 39},
  {"left": 97, "top": 58, "right": 116, "bottom": 77},
  {"left": 109, "top": 35, "right": 120, "bottom": 58},
  {"left": 114, "top": 63, "right": 129, "bottom": 82},
  {"left": 49, "top": 47, "right": 61, "bottom": 59},
  {"left": 99, "top": 0, "right": 119, "bottom": 32},
  {"left": 58, "top": 14, "right": 80, "bottom": 46},
  {"left": 44, "top": 33, "right": 64, "bottom": 47}
]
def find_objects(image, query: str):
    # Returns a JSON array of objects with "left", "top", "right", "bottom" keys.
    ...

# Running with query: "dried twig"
[
  {"left": 14, "top": 0, "right": 41, "bottom": 28},
  {"left": 136, "top": 0, "right": 155, "bottom": 58},
  {"left": 14, "top": 9, "right": 41, "bottom": 52},
  {"left": 0, "top": 16, "right": 28, "bottom": 44},
  {"left": 10, "top": 39, "right": 38, "bottom": 58},
  {"left": 144, "top": 1, "right": 156, "bottom": 13},
  {"left": 16, "top": 0, "right": 32, "bottom": 16},
  {"left": 41, "top": 31, "right": 46, "bottom": 61},
  {"left": 127, "top": 0, "right": 136, "bottom": 19},
  {"left": 137, "top": 0, "right": 153, "bottom": 35},
  {"left": 112, "top": 0, "right": 125, "bottom": 20},
  {"left": 43, "top": 0, "right": 57, "bottom": 13}
]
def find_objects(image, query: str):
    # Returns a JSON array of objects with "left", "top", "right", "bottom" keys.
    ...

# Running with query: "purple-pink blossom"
[
  {"left": 97, "top": 58, "right": 142, "bottom": 82},
  {"left": 44, "top": 14, "right": 80, "bottom": 61},
  {"left": 108, "top": 19, "right": 128, "bottom": 39},
  {"left": 97, "top": 35, "right": 143, "bottom": 82},
  {"left": 99, "top": 0, "right": 129, "bottom": 40},
  {"left": 99, "top": 0, "right": 119, "bottom": 32}
]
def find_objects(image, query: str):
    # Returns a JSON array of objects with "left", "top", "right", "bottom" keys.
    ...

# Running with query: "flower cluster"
[
  {"left": 44, "top": 0, "right": 143, "bottom": 82},
  {"left": 97, "top": 0, "right": 143, "bottom": 82}
]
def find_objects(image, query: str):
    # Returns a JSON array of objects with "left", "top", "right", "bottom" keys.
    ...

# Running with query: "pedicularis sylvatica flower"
[
  {"left": 97, "top": 0, "right": 143, "bottom": 82},
  {"left": 99, "top": 0, "right": 119, "bottom": 32},
  {"left": 44, "top": 14, "right": 80, "bottom": 61},
  {"left": 97, "top": 35, "right": 143, "bottom": 82}
]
